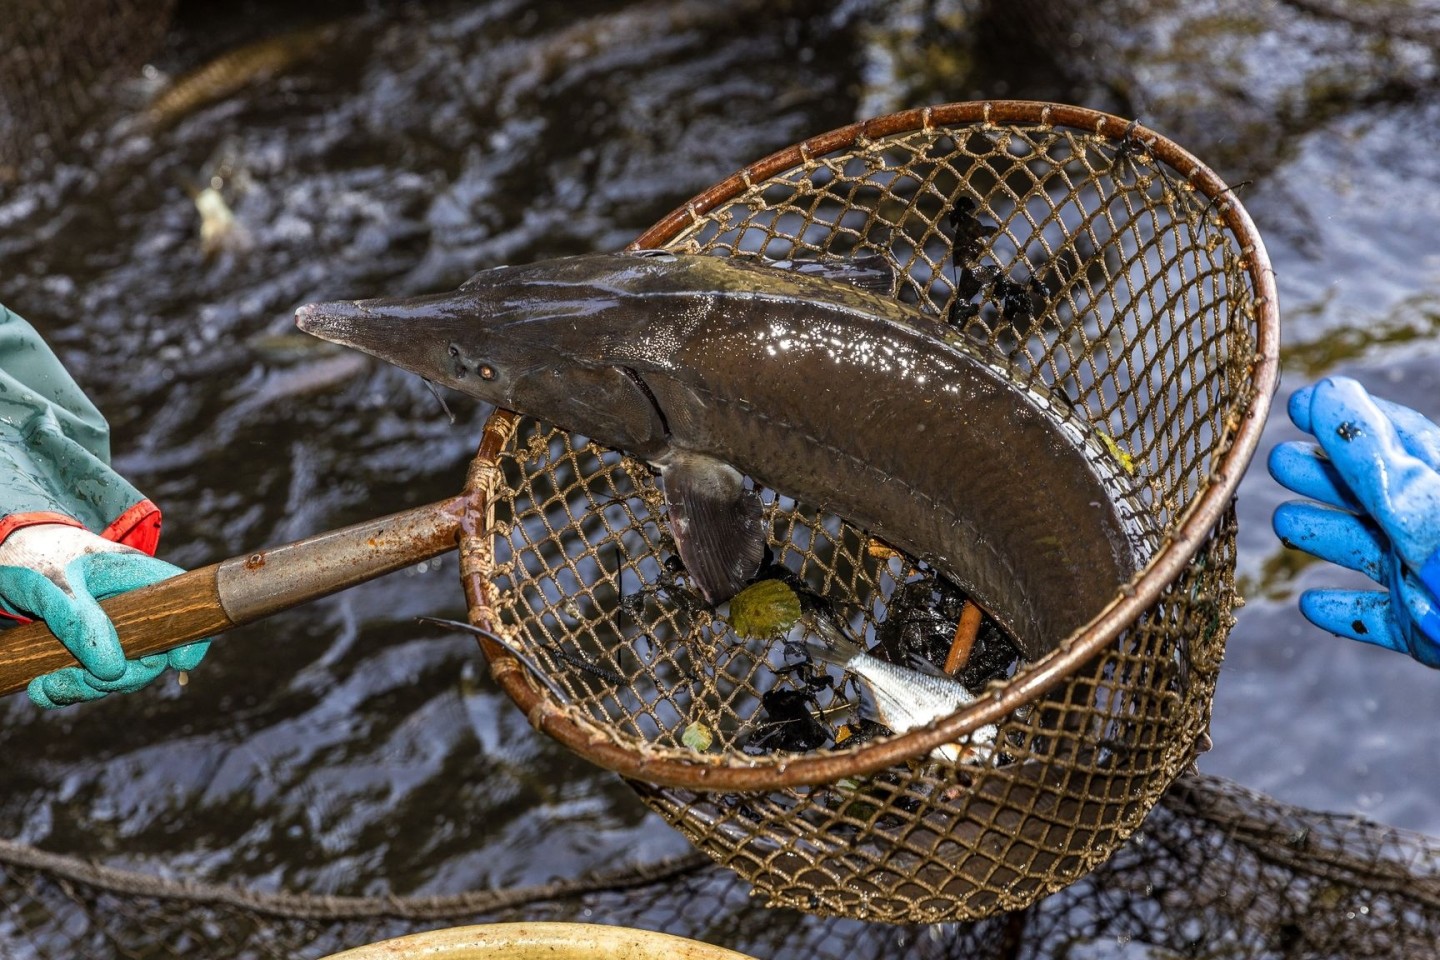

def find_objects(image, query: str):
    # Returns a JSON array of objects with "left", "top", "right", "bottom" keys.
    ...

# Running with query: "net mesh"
[
  {"left": 6, "top": 774, "right": 1439, "bottom": 959},
  {"left": 0, "top": 0, "right": 1429, "bottom": 948},
  {"left": 459, "top": 104, "right": 1276, "bottom": 923},
  {"left": 0, "top": 0, "right": 175, "bottom": 173}
]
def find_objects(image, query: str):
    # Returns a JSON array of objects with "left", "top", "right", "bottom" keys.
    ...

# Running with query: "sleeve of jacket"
[{"left": 0, "top": 305, "right": 161, "bottom": 554}]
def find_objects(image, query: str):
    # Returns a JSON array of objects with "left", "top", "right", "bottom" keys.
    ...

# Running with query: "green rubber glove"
[{"left": 0, "top": 524, "right": 209, "bottom": 708}]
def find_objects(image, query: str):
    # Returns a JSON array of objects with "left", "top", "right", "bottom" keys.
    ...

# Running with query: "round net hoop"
[{"left": 455, "top": 100, "right": 1279, "bottom": 921}]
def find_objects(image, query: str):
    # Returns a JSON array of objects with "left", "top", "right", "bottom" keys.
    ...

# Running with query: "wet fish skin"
[{"left": 294, "top": 251, "right": 1151, "bottom": 658}]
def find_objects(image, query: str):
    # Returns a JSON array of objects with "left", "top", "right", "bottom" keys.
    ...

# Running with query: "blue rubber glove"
[
  {"left": 1268, "top": 377, "right": 1440, "bottom": 665},
  {"left": 0, "top": 524, "right": 210, "bottom": 707}
]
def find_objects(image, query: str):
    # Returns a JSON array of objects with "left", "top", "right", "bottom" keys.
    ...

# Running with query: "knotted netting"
[{"left": 454, "top": 102, "right": 1279, "bottom": 922}]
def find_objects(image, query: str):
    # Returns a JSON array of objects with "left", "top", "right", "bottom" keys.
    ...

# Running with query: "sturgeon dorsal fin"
[{"left": 658, "top": 452, "right": 765, "bottom": 605}]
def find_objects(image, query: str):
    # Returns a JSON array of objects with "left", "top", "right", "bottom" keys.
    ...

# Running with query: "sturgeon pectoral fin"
[{"left": 659, "top": 453, "right": 765, "bottom": 605}]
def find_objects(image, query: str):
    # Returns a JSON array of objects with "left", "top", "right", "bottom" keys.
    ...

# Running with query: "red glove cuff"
[
  {"left": 0, "top": 511, "right": 86, "bottom": 545},
  {"left": 0, "top": 500, "right": 161, "bottom": 554},
  {"left": 101, "top": 499, "right": 163, "bottom": 555},
  {"left": 0, "top": 500, "right": 162, "bottom": 624}
]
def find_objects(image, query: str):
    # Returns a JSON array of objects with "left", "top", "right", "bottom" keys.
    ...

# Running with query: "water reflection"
[{"left": 0, "top": 0, "right": 1437, "bottom": 954}]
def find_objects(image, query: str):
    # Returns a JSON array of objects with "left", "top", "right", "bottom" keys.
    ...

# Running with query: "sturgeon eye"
[{"left": 447, "top": 342, "right": 497, "bottom": 381}]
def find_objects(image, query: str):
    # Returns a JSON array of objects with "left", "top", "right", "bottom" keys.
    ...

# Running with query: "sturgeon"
[{"left": 295, "top": 251, "right": 1152, "bottom": 660}]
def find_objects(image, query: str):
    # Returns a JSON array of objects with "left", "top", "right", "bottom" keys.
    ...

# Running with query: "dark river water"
[{"left": 0, "top": 0, "right": 1438, "bottom": 956}]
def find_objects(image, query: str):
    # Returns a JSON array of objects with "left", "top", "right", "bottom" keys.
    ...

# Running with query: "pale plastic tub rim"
[{"left": 318, "top": 921, "right": 760, "bottom": 960}]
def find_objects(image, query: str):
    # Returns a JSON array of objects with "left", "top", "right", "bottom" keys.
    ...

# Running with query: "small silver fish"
[{"left": 808, "top": 616, "right": 998, "bottom": 765}]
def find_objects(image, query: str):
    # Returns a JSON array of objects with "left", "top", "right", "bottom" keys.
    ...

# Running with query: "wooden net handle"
[{"left": 0, "top": 495, "right": 471, "bottom": 698}]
